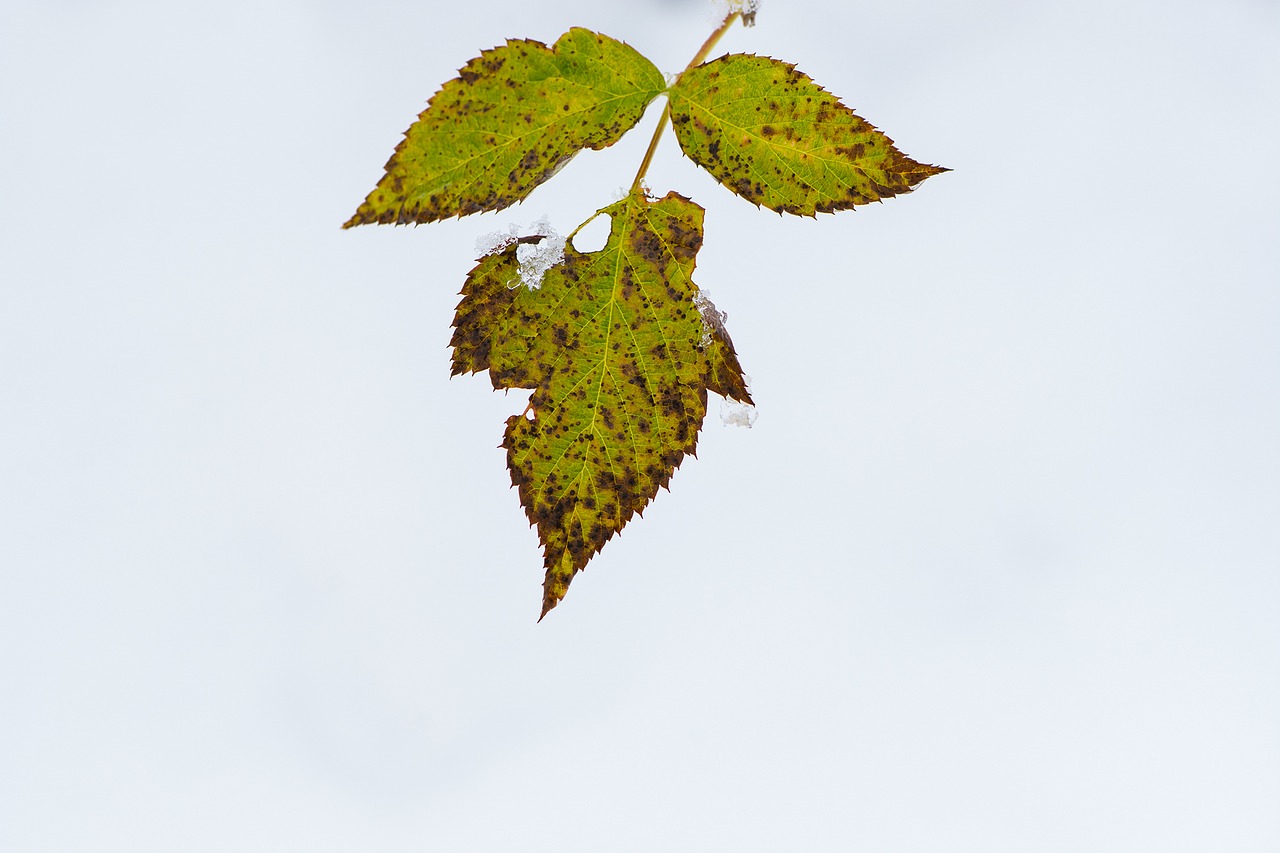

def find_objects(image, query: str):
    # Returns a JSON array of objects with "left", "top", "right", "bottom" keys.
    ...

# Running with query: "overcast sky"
[{"left": 2, "top": 0, "right": 1278, "bottom": 850}]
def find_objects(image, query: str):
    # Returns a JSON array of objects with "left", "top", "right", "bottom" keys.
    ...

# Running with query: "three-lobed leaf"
[
  {"left": 668, "top": 54, "right": 947, "bottom": 215},
  {"left": 344, "top": 29, "right": 665, "bottom": 228},
  {"left": 451, "top": 191, "right": 751, "bottom": 618}
]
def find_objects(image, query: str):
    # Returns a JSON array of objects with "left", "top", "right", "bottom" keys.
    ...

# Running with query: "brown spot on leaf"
[
  {"left": 342, "top": 31, "right": 666, "bottom": 228},
  {"left": 453, "top": 191, "right": 738, "bottom": 618},
  {"left": 666, "top": 54, "right": 947, "bottom": 215}
]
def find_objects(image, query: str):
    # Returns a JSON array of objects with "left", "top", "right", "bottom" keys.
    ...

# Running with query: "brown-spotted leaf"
[
  {"left": 344, "top": 29, "right": 665, "bottom": 228},
  {"left": 450, "top": 191, "right": 751, "bottom": 619},
  {"left": 667, "top": 54, "right": 948, "bottom": 215}
]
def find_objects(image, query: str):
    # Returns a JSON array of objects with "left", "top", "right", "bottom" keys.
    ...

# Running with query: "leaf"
[
  {"left": 344, "top": 29, "right": 665, "bottom": 228},
  {"left": 451, "top": 191, "right": 751, "bottom": 619},
  {"left": 667, "top": 54, "right": 948, "bottom": 215}
]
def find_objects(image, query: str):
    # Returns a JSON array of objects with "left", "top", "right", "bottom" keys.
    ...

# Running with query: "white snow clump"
[
  {"left": 692, "top": 288, "right": 728, "bottom": 349},
  {"left": 720, "top": 375, "right": 758, "bottom": 428},
  {"left": 474, "top": 216, "right": 566, "bottom": 290},
  {"left": 710, "top": 0, "right": 759, "bottom": 25},
  {"left": 692, "top": 289, "right": 757, "bottom": 427},
  {"left": 473, "top": 223, "right": 521, "bottom": 258},
  {"left": 515, "top": 218, "right": 565, "bottom": 290}
]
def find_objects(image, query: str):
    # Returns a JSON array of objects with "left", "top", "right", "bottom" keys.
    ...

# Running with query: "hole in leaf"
[{"left": 570, "top": 213, "right": 611, "bottom": 254}]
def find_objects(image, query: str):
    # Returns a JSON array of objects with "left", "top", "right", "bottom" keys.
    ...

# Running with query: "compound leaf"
[
  {"left": 344, "top": 29, "right": 665, "bottom": 228},
  {"left": 668, "top": 54, "right": 947, "bottom": 215},
  {"left": 451, "top": 191, "right": 751, "bottom": 619}
]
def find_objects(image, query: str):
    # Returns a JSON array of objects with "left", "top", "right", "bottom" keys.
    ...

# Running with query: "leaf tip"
[{"left": 539, "top": 555, "right": 575, "bottom": 621}]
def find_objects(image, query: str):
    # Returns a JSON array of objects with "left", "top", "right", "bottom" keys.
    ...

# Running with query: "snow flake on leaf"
[
  {"left": 475, "top": 217, "right": 566, "bottom": 290},
  {"left": 720, "top": 375, "right": 758, "bottom": 428},
  {"left": 693, "top": 288, "right": 729, "bottom": 348}
]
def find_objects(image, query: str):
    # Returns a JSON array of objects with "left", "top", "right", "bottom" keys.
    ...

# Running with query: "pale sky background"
[{"left": 2, "top": 0, "right": 1278, "bottom": 850}]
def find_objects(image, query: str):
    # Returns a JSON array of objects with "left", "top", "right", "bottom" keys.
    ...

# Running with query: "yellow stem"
[{"left": 629, "top": 11, "right": 742, "bottom": 194}]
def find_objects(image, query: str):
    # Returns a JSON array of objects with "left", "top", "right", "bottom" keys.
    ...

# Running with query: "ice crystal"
[
  {"left": 474, "top": 223, "right": 521, "bottom": 258},
  {"left": 475, "top": 217, "right": 566, "bottom": 290},
  {"left": 720, "top": 375, "right": 758, "bottom": 428},
  {"left": 692, "top": 288, "right": 728, "bottom": 348},
  {"left": 515, "top": 218, "right": 565, "bottom": 290},
  {"left": 710, "top": 0, "right": 759, "bottom": 26}
]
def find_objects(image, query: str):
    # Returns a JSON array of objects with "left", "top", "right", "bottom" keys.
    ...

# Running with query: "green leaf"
[
  {"left": 668, "top": 54, "right": 948, "bottom": 215},
  {"left": 344, "top": 29, "right": 665, "bottom": 228},
  {"left": 451, "top": 191, "right": 751, "bottom": 619}
]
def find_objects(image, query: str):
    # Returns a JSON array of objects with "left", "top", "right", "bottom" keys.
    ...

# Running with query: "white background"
[{"left": 2, "top": 0, "right": 1278, "bottom": 850}]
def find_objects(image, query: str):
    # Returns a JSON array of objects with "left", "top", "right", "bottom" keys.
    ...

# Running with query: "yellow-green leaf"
[
  {"left": 668, "top": 54, "right": 948, "bottom": 215},
  {"left": 344, "top": 29, "right": 665, "bottom": 228},
  {"left": 450, "top": 191, "right": 751, "bottom": 619}
]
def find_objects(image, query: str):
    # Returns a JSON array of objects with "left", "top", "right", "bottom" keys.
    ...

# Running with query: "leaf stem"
[
  {"left": 629, "top": 107, "right": 672, "bottom": 196},
  {"left": 686, "top": 10, "right": 744, "bottom": 69},
  {"left": 629, "top": 11, "right": 743, "bottom": 194}
]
